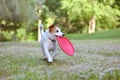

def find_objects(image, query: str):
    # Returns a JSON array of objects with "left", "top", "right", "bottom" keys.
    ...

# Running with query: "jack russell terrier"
[{"left": 40, "top": 24, "right": 64, "bottom": 63}]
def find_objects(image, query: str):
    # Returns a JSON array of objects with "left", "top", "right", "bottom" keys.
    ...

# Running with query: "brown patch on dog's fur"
[{"left": 49, "top": 25, "right": 56, "bottom": 33}]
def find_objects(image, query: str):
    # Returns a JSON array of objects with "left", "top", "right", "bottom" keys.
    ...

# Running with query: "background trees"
[
  {"left": 0, "top": 0, "right": 120, "bottom": 41},
  {"left": 60, "top": 0, "right": 120, "bottom": 33},
  {"left": 0, "top": 0, "right": 45, "bottom": 41}
]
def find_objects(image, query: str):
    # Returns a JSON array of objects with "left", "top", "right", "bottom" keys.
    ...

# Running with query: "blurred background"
[{"left": 0, "top": 0, "right": 120, "bottom": 41}]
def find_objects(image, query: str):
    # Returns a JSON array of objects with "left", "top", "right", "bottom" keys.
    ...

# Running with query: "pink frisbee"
[{"left": 56, "top": 36, "right": 74, "bottom": 56}]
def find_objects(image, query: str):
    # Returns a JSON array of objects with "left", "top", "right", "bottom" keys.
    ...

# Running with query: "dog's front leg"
[{"left": 44, "top": 48, "right": 53, "bottom": 62}]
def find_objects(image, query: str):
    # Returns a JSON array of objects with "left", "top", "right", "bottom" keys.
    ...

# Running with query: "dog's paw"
[{"left": 48, "top": 58, "right": 53, "bottom": 63}]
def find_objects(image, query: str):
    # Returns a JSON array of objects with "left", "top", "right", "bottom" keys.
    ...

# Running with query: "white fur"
[{"left": 40, "top": 24, "right": 64, "bottom": 62}]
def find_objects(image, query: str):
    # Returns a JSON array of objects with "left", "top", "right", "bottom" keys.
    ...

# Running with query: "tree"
[
  {"left": 88, "top": 16, "right": 96, "bottom": 33},
  {"left": 0, "top": 0, "right": 45, "bottom": 41},
  {"left": 60, "top": 0, "right": 120, "bottom": 33}
]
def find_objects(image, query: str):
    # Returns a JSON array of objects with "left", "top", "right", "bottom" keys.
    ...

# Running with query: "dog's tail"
[{"left": 40, "top": 23, "right": 44, "bottom": 38}]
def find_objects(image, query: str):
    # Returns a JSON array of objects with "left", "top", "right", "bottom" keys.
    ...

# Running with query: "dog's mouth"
[
  {"left": 55, "top": 34, "right": 64, "bottom": 37},
  {"left": 56, "top": 35, "right": 64, "bottom": 38}
]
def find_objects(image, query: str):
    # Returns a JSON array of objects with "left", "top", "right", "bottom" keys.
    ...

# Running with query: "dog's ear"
[{"left": 49, "top": 24, "right": 55, "bottom": 33}]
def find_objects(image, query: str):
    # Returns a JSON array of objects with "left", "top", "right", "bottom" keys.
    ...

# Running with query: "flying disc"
[{"left": 56, "top": 36, "right": 74, "bottom": 56}]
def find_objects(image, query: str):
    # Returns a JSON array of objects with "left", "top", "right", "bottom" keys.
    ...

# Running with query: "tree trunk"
[
  {"left": 88, "top": 15, "right": 96, "bottom": 33},
  {"left": 38, "top": 19, "right": 41, "bottom": 42},
  {"left": 37, "top": 1, "right": 42, "bottom": 42}
]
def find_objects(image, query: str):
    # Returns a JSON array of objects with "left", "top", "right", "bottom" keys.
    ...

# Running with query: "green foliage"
[
  {"left": 61, "top": 0, "right": 120, "bottom": 33},
  {"left": 0, "top": 0, "right": 120, "bottom": 41},
  {"left": 0, "top": 0, "right": 43, "bottom": 41},
  {"left": 27, "top": 32, "right": 37, "bottom": 42},
  {"left": 40, "top": 0, "right": 61, "bottom": 28},
  {"left": 0, "top": 0, "right": 37, "bottom": 23},
  {"left": 17, "top": 28, "right": 26, "bottom": 41},
  {"left": 0, "top": 31, "right": 11, "bottom": 41}
]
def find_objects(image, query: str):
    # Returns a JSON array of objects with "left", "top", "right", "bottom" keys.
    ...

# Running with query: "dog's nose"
[{"left": 62, "top": 34, "right": 64, "bottom": 36}]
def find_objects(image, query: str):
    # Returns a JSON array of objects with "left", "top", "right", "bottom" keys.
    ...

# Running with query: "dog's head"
[{"left": 49, "top": 25, "right": 64, "bottom": 39}]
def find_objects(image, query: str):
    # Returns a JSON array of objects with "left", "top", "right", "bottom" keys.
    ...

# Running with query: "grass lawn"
[
  {"left": 66, "top": 28, "right": 120, "bottom": 40},
  {"left": 0, "top": 39, "right": 120, "bottom": 80}
]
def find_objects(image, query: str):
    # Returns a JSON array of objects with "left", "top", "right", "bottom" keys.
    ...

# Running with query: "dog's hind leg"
[
  {"left": 41, "top": 47, "right": 47, "bottom": 59},
  {"left": 52, "top": 48, "right": 57, "bottom": 60}
]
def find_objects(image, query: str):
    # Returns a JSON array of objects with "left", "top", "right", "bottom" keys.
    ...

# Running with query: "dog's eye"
[{"left": 56, "top": 30, "right": 59, "bottom": 32}]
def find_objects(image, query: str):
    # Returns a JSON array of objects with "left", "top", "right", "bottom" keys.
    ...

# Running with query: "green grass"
[
  {"left": 0, "top": 39, "right": 120, "bottom": 80},
  {"left": 66, "top": 28, "right": 120, "bottom": 40}
]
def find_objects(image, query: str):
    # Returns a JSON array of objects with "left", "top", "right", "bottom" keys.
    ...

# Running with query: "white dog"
[{"left": 40, "top": 24, "right": 64, "bottom": 63}]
